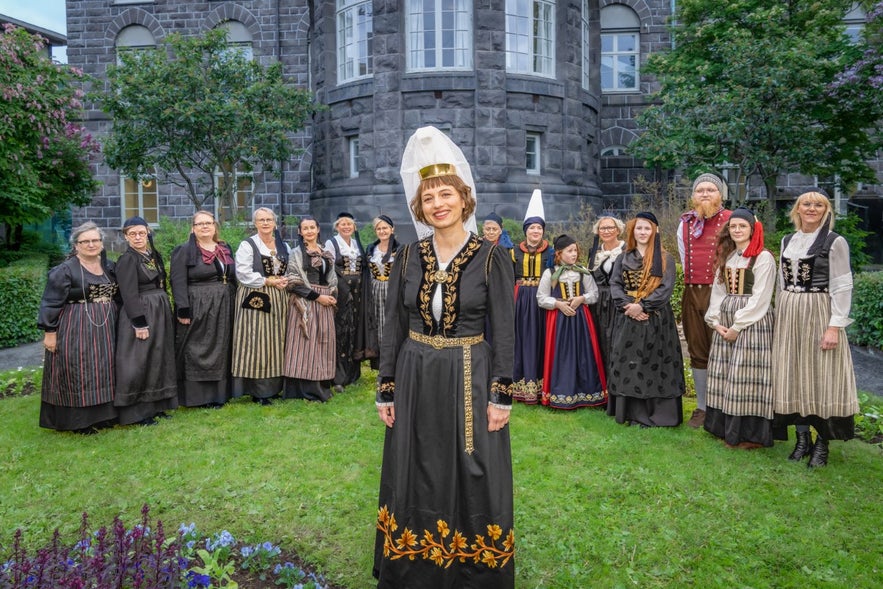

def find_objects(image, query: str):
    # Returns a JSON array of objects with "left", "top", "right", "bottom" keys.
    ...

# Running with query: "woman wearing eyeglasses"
[
  {"left": 231, "top": 207, "right": 290, "bottom": 404},
  {"left": 170, "top": 211, "right": 237, "bottom": 408},
  {"left": 588, "top": 215, "right": 625, "bottom": 378},
  {"left": 115, "top": 216, "right": 179, "bottom": 426},
  {"left": 38, "top": 222, "right": 119, "bottom": 433}
]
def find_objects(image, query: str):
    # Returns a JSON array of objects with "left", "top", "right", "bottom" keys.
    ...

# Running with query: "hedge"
[
  {"left": 0, "top": 255, "right": 48, "bottom": 349},
  {"left": 848, "top": 271, "right": 883, "bottom": 350}
]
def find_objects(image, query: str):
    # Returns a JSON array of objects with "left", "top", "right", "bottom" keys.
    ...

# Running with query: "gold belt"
[
  {"left": 409, "top": 329, "right": 483, "bottom": 454},
  {"left": 71, "top": 297, "right": 113, "bottom": 304},
  {"left": 627, "top": 290, "right": 638, "bottom": 297},
  {"left": 517, "top": 278, "right": 540, "bottom": 287},
  {"left": 408, "top": 330, "right": 483, "bottom": 349}
]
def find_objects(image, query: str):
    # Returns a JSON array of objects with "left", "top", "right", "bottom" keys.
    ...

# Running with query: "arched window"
[
  {"left": 601, "top": 145, "right": 628, "bottom": 157},
  {"left": 218, "top": 20, "right": 253, "bottom": 60},
  {"left": 506, "top": 0, "right": 555, "bottom": 77},
  {"left": 601, "top": 5, "right": 639, "bottom": 92},
  {"left": 114, "top": 25, "right": 156, "bottom": 64},
  {"left": 337, "top": 0, "right": 374, "bottom": 82},
  {"left": 406, "top": 0, "right": 472, "bottom": 72}
]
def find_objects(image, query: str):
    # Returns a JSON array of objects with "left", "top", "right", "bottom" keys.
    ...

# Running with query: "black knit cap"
[
  {"left": 635, "top": 211, "right": 659, "bottom": 226},
  {"left": 730, "top": 206, "right": 755, "bottom": 224},
  {"left": 122, "top": 216, "right": 149, "bottom": 230},
  {"left": 484, "top": 212, "right": 503, "bottom": 227},
  {"left": 554, "top": 234, "right": 577, "bottom": 251}
]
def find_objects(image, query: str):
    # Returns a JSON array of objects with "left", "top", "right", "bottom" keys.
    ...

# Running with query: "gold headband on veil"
[{"left": 419, "top": 163, "right": 457, "bottom": 180}]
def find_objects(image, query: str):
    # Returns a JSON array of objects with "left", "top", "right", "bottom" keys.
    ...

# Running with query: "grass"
[{"left": 1, "top": 369, "right": 882, "bottom": 588}]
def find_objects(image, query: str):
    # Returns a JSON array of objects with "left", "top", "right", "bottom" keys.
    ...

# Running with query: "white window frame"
[
  {"left": 601, "top": 33, "right": 639, "bottom": 92},
  {"left": 114, "top": 25, "right": 156, "bottom": 65},
  {"left": 601, "top": 145, "right": 628, "bottom": 157},
  {"left": 121, "top": 175, "right": 159, "bottom": 226},
  {"left": 348, "top": 136, "right": 360, "bottom": 179},
  {"left": 337, "top": 0, "right": 374, "bottom": 82},
  {"left": 526, "top": 133, "right": 541, "bottom": 175},
  {"left": 406, "top": 0, "right": 473, "bottom": 72},
  {"left": 844, "top": 4, "right": 867, "bottom": 44},
  {"left": 505, "top": 0, "right": 556, "bottom": 77}
]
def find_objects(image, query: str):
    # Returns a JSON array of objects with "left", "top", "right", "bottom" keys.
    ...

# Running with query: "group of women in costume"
[
  {"left": 498, "top": 189, "right": 858, "bottom": 471},
  {"left": 38, "top": 208, "right": 399, "bottom": 432}
]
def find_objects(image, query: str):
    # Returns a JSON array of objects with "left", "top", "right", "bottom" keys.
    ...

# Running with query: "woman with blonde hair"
[
  {"left": 361, "top": 215, "right": 400, "bottom": 368},
  {"left": 772, "top": 191, "right": 858, "bottom": 467},
  {"left": 38, "top": 222, "right": 119, "bottom": 433},
  {"left": 231, "top": 207, "right": 290, "bottom": 404},
  {"left": 587, "top": 214, "right": 625, "bottom": 375},
  {"left": 607, "top": 212, "right": 685, "bottom": 427},
  {"left": 170, "top": 210, "right": 237, "bottom": 408}
]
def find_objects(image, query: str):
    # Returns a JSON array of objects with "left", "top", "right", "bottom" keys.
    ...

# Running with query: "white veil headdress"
[{"left": 400, "top": 126, "right": 478, "bottom": 240}]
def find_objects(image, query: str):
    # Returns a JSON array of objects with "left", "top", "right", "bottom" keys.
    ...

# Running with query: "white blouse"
[
  {"left": 536, "top": 268, "right": 599, "bottom": 310},
  {"left": 779, "top": 228, "right": 853, "bottom": 328},
  {"left": 705, "top": 250, "right": 775, "bottom": 331},
  {"left": 235, "top": 237, "right": 291, "bottom": 288},
  {"left": 325, "top": 235, "right": 361, "bottom": 272}
]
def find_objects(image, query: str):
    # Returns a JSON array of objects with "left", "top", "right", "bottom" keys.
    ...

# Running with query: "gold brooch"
[{"left": 432, "top": 270, "right": 449, "bottom": 283}]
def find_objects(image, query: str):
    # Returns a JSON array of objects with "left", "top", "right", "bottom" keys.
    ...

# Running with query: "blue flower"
[{"left": 240, "top": 545, "right": 254, "bottom": 558}]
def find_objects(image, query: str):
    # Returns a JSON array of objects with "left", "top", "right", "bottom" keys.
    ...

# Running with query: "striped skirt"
[
  {"left": 772, "top": 291, "right": 858, "bottom": 436},
  {"left": 231, "top": 284, "right": 289, "bottom": 379},
  {"left": 706, "top": 295, "right": 775, "bottom": 419},
  {"left": 283, "top": 285, "right": 336, "bottom": 381}
]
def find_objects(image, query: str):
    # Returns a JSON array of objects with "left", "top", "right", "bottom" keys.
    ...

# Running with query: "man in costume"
[{"left": 677, "top": 173, "right": 732, "bottom": 428}]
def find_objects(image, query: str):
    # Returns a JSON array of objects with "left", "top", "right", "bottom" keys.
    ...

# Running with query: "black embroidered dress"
[
  {"left": 607, "top": 250, "right": 685, "bottom": 427},
  {"left": 115, "top": 246, "right": 178, "bottom": 424},
  {"left": 170, "top": 240, "right": 237, "bottom": 407},
  {"left": 38, "top": 257, "right": 119, "bottom": 431},
  {"left": 374, "top": 236, "right": 516, "bottom": 588}
]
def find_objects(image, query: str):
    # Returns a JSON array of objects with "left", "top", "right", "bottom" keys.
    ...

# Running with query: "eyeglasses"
[
  {"left": 127, "top": 231, "right": 149, "bottom": 238},
  {"left": 77, "top": 239, "right": 102, "bottom": 245},
  {"left": 598, "top": 226, "right": 618, "bottom": 232},
  {"left": 193, "top": 221, "right": 215, "bottom": 227},
  {"left": 255, "top": 219, "right": 275, "bottom": 224}
]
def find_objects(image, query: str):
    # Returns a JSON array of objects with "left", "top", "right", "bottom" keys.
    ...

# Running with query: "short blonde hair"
[
  {"left": 333, "top": 215, "right": 358, "bottom": 232},
  {"left": 409, "top": 174, "right": 476, "bottom": 226},
  {"left": 252, "top": 207, "right": 277, "bottom": 224},
  {"left": 789, "top": 191, "right": 835, "bottom": 232},
  {"left": 592, "top": 216, "right": 624, "bottom": 236}
]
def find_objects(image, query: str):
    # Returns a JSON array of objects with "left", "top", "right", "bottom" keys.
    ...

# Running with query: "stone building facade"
[
  {"left": 65, "top": 0, "right": 653, "bottom": 236},
  {"left": 65, "top": 1, "right": 881, "bottom": 250}
]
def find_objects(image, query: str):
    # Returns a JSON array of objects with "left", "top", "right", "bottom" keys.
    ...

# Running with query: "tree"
[
  {"left": 99, "top": 29, "right": 320, "bottom": 220},
  {"left": 629, "top": 0, "right": 881, "bottom": 202},
  {"left": 0, "top": 25, "right": 99, "bottom": 250},
  {"left": 829, "top": 2, "right": 883, "bottom": 140}
]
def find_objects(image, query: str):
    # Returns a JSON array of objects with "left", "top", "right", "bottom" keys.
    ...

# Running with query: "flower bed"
[{"left": 0, "top": 505, "right": 342, "bottom": 588}]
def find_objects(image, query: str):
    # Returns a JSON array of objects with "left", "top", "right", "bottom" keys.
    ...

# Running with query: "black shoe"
[
  {"left": 788, "top": 431, "right": 813, "bottom": 461},
  {"left": 252, "top": 397, "right": 273, "bottom": 406},
  {"left": 155, "top": 412, "right": 172, "bottom": 419},
  {"left": 807, "top": 437, "right": 829, "bottom": 468},
  {"left": 73, "top": 426, "right": 99, "bottom": 435},
  {"left": 138, "top": 417, "right": 158, "bottom": 426}
]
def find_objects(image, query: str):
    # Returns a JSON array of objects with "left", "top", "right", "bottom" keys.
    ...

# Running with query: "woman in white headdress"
[{"left": 373, "top": 126, "right": 516, "bottom": 588}]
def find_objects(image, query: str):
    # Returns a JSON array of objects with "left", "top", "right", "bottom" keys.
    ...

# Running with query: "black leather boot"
[
  {"left": 807, "top": 436, "right": 829, "bottom": 468},
  {"left": 788, "top": 430, "right": 813, "bottom": 461}
]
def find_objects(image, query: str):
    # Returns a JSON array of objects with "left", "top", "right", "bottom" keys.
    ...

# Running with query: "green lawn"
[{"left": 1, "top": 370, "right": 881, "bottom": 588}]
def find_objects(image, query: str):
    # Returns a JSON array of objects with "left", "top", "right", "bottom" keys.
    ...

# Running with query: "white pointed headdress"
[
  {"left": 400, "top": 126, "right": 478, "bottom": 240},
  {"left": 522, "top": 188, "right": 546, "bottom": 231}
]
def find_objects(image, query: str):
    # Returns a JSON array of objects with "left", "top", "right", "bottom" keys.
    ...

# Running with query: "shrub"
[
  {"left": 848, "top": 271, "right": 883, "bottom": 349},
  {"left": 0, "top": 256, "right": 48, "bottom": 348},
  {"left": 854, "top": 393, "right": 883, "bottom": 447}
]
